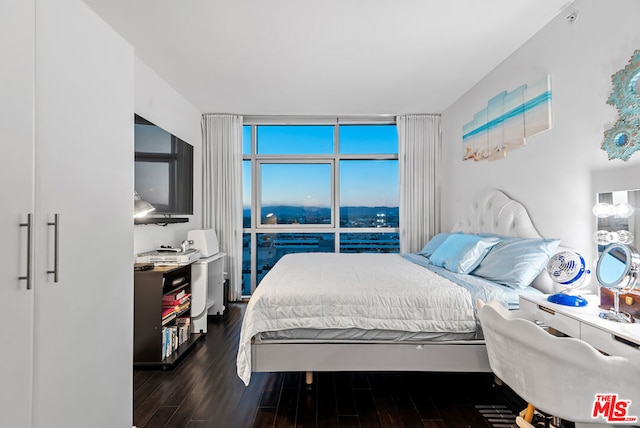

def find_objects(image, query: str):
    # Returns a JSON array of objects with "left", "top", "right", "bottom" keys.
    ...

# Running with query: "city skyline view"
[{"left": 244, "top": 205, "right": 399, "bottom": 228}]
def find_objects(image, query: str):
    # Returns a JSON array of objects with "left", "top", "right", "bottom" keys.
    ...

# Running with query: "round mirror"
[
  {"left": 614, "top": 132, "right": 629, "bottom": 147},
  {"left": 597, "top": 244, "right": 631, "bottom": 287},
  {"left": 596, "top": 243, "right": 640, "bottom": 323}
]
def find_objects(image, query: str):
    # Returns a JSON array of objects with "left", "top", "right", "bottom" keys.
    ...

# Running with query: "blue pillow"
[
  {"left": 471, "top": 237, "right": 560, "bottom": 289},
  {"left": 417, "top": 232, "right": 458, "bottom": 258},
  {"left": 429, "top": 234, "right": 501, "bottom": 274}
]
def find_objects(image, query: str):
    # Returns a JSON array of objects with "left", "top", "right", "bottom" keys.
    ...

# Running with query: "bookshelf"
[{"left": 133, "top": 263, "right": 202, "bottom": 369}]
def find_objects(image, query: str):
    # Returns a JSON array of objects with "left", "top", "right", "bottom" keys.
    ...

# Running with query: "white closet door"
[
  {"left": 32, "top": 1, "right": 134, "bottom": 427},
  {"left": 0, "top": 1, "right": 36, "bottom": 427}
]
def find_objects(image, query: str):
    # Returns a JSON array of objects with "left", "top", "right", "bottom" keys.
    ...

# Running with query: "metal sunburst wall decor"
[{"left": 602, "top": 49, "right": 640, "bottom": 161}]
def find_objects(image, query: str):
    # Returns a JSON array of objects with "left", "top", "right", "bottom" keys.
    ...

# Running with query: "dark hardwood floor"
[{"left": 133, "top": 303, "right": 526, "bottom": 428}]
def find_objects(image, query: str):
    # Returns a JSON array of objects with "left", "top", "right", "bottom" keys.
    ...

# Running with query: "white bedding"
[{"left": 237, "top": 252, "right": 478, "bottom": 385}]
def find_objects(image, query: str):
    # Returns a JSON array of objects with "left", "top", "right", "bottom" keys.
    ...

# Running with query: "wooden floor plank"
[
  {"left": 294, "top": 381, "right": 317, "bottom": 428},
  {"left": 334, "top": 372, "right": 358, "bottom": 416},
  {"left": 393, "top": 396, "right": 428, "bottom": 428},
  {"left": 337, "top": 415, "right": 361, "bottom": 428},
  {"left": 273, "top": 386, "right": 300, "bottom": 428},
  {"left": 164, "top": 394, "right": 200, "bottom": 428},
  {"left": 259, "top": 372, "right": 285, "bottom": 408},
  {"left": 316, "top": 372, "right": 339, "bottom": 428},
  {"left": 252, "top": 407, "right": 277, "bottom": 428},
  {"left": 372, "top": 396, "right": 403, "bottom": 428},
  {"left": 140, "top": 405, "right": 177, "bottom": 428},
  {"left": 228, "top": 371, "right": 270, "bottom": 428},
  {"left": 134, "top": 370, "right": 156, "bottom": 393},
  {"left": 354, "top": 388, "right": 381, "bottom": 428},
  {"left": 404, "top": 373, "right": 443, "bottom": 420}
]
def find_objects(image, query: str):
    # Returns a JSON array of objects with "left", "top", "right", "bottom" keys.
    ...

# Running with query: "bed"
[{"left": 237, "top": 189, "right": 560, "bottom": 385}]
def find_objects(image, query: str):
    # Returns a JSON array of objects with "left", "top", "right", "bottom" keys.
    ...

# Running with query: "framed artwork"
[{"left": 463, "top": 76, "right": 552, "bottom": 162}]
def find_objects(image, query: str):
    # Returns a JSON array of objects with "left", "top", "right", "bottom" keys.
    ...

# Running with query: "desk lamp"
[{"left": 134, "top": 191, "right": 155, "bottom": 218}]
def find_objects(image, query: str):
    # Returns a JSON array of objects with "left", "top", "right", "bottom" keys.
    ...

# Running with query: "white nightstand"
[{"left": 518, "top": 293, "right": 640, "bottom": 360}]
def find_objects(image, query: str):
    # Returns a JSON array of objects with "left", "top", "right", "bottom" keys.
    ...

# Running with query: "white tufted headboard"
[
  {"left": 451, "top": 189, "right": 557, "bottom": 293},
  {"left": 451, "top": 189, "right": 542, "bottom": 239}
]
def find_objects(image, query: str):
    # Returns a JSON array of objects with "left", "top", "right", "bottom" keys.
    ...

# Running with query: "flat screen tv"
[{"left": 134, "top": 114, "right": 193, "bottom": 216}]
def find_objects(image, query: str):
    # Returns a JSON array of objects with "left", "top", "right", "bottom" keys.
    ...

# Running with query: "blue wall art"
[
  {"left": 463, "top": 76, "right": 552, "bottom": 162},
  {"left": 602, "top": 50, "right": 640, "bottom": 161}
]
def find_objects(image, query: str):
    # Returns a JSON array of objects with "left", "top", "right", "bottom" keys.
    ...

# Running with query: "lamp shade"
[{"left": 134, "top": 191, "right": 155, "bottom": 218}]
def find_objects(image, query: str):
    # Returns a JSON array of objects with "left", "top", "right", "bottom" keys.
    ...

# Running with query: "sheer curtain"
[
  {"left": 397, "top": 114, "right": 442, "bottom": 253},
  {"left": 201, "top": 114, "right": 243, "bottom": 301}
]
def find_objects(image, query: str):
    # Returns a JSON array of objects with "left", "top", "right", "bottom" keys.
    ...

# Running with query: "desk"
[{"left": 519, "top": 293, "right": 640, "bottom": 361}]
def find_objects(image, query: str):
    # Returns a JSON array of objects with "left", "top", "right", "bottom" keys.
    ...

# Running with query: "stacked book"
[
  {"left": 161, "top": 326, "right": 177, "bottom": 359},
  {"left": 162, "top": 290, "right": 191, "bottom": 322},
  {"left": 161, "top": 318, "right": 191, "bottom": 359}
]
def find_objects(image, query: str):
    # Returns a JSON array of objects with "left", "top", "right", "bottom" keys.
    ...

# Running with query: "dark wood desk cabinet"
[{"left": 133, "top": 264, "right": 202, "bottom": 368}]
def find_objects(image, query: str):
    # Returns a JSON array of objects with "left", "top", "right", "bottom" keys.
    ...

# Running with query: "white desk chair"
[{"left": 477, "top": 300, "right": 640, "bottom": 427}]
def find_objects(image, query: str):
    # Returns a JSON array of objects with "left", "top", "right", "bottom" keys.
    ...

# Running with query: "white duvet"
[{"left": 236, "top": 252, "right": 477, "bottom": 385}]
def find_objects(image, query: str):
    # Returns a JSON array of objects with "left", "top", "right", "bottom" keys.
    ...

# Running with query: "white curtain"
[
  {"left": 201, "top": 114, "right": 243, "bottom": 301},
  {"left": 397, "top": 114, "right": 442, "bottom": 253}
]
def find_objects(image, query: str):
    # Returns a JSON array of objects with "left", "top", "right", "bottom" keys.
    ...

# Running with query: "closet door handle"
[
  {"left": 19, "top": 213, "right": 33, "bottom": 290},
  {"left": 47, "top": 214, "right": 59, "bottom": 282}
]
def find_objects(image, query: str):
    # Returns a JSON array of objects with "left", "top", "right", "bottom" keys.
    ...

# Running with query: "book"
[
  {"left": 174, "top": 301, "right": 190, "bottom": 315},
  {"left": 176, "top": 317, "right": 190, "bottom": 326},
  {"left": 161, "top": 307, "right": 177, "bottom": 325},
  {"left": 164, "top": 289, "right": 186, "bottom": 300},
  {"left": 175, "top": 289, "right": 186, "bottom": 300},
  {"left": 168, "top": 326, "right": 178, "bottom": 354},
  {"left": 176, "top": 317, "right": 191, "bottom": 345},
  {"left": 162, "top": 293, "right": 190, "bottom": 307},
  {"left": 161, "top": 327, "right": 168, "bottom": 359},
  {"left": 162, "top": 326, "right": 179, "bottom": 359}
]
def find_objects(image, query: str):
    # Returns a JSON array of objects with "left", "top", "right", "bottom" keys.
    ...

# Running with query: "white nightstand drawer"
[
  {"left": 518, "top": 298, "right": 581, "bottom": 338},
  {"left": 580, "top": 322, "right": 640, "bottom": 360}
]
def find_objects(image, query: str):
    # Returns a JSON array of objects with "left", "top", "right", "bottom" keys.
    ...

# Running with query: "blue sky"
[{"left": 242, "top": 125, "right": 398, "bottom": 207}]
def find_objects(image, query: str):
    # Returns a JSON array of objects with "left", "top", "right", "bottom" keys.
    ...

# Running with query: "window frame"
[
  {"left": 257, "top": 159, "right": 335, "bottom": 228},
  {"left": 242, "top": 116, "right": 398, "bottom": 296}
]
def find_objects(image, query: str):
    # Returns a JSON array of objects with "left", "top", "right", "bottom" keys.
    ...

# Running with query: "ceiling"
[{"left": 83, "top": 0, "right": 574, "bottom": 116}]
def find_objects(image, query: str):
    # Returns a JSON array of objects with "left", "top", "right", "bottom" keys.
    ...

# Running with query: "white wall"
[
  {"left": 441, "top": 0, "right": 640, "bottom": 285},
  {"left": 133, "top": 58, "right": 203, "bottom": 256}
]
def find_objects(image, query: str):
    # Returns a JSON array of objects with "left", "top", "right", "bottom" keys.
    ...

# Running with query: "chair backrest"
[{"left": 477, "top": 300, "right": 640, "bottom": 424}]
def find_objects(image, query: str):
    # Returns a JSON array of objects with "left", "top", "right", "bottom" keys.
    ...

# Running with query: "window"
[
  {"left": 260, "top": 163, "right": 332, "bottom": 225},
  {"left": 242, "top": 119, "right": 398, "bottom": 296},
  {"left": 340, "top": 160, "right": 398, "bottom": 227},
  {"left": 257, "top": 125, "right": 334, "bottom": 155}
]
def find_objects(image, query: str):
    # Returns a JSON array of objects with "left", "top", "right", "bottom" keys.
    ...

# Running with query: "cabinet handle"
[
  {"left": 613, "top": 334, "right": 640, "bottom": 350},
  {"left": 538, "top": 305, "right": 555, "bottom": 315},
  {"left": 19, "top": 213, "right": 33, "bottom": 290},
  {"left": 47, "top": 214, "right": 59, "bottom": 282}
]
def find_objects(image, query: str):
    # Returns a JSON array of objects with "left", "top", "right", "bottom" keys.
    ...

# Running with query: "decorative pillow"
[
  {"left": 471, "top": 237, "right": 561, "bottom": 289},
  {"left": 429, "top": 234, "right": 501, "bottom": 274},
  {"left": 417, "top": 232, "right": 458, "bottom": 258}
]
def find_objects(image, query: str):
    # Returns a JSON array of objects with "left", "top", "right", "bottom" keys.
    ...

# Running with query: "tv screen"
[{"left": 134, "top": 114, "right": 193, "bottom": 215}]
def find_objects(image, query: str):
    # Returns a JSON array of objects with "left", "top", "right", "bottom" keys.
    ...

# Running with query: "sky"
[{"left": 242, "top": 124, "right": 399, "bottom": 208}]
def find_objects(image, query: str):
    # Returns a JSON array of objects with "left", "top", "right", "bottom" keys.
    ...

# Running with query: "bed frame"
[{"left": 250, "top": 189, "right": 547, "bottom": 379}]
